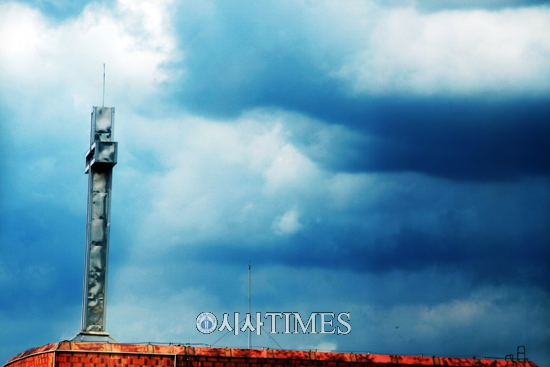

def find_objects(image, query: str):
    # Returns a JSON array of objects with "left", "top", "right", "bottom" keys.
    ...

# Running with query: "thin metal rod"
[
  {"left": 248, "top": 262, "right": 251, "bottom": 349},
  {"left": 102, "top": 63, "right": 105, "bottom": 107}
]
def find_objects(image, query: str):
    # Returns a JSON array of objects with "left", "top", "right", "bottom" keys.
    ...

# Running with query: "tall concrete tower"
[{"left": 76, "top": 106, "right": 118, "bottom": 341}]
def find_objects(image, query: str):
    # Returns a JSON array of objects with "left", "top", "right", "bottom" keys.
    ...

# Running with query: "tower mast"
[
  {"left": 77, "top": 106, "right": 118, "bottom": 340},
  {"left": 248, "top": 263, "right": 251, "bottom": 349}
]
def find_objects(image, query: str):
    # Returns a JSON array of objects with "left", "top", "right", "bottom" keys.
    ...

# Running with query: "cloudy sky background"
[{"left": 1, "top": 0, "right": 549, "bottom": 365}]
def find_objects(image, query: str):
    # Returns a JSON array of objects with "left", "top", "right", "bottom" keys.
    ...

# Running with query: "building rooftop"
[{"left": 4, "top": 341, "right": 537, "bottom": 367}]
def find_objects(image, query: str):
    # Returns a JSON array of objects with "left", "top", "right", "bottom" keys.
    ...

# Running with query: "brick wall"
[
  {"left": 3, "top": 342, "right": 538, "bottom": 367},
  {"left": 55, "top": 352, "right": 174, "bottom": 367},
  {"left": 3, "top": 352, "right": 53, "bottom": 367}
]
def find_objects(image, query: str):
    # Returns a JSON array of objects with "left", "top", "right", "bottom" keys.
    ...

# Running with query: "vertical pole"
[
  {"left": 80, "top": 107, "right": 117, "bottom": 338},
  {"left": 248, "top": 263, "right": 251, "bottom": 349},
  {"left": 102, "top": 64, "right": 105, "bottom": 108}
]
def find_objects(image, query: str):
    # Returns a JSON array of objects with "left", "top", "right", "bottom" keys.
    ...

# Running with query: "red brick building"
[{"left": 4, "top": 342, "right": 537, "bottom": 367}]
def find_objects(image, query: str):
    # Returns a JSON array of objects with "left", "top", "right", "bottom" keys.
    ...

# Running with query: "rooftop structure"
[{"left": 3, "top": 342, "right": 538, "bottom": 367}]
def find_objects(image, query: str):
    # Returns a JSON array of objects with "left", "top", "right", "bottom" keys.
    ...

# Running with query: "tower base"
[{"left": 71, "top": 332, "right": 117, "bottom": 343}]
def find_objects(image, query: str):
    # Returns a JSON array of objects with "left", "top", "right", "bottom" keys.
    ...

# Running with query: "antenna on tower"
[
  {"left": 248, "top": 262, "right": 252, "bottom": 349},
  {"left": 102, "top": 63, "right": 106, "bottom": 107}
]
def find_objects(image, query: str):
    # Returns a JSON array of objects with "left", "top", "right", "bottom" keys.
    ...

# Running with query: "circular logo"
[{"left": 196, "top": 312, "right": 218, "bottom": 334}]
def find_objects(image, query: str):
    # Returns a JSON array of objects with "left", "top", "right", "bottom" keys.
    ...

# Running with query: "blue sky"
[{"left": 0, "top": 0, "right": 549, "bottom": 365}]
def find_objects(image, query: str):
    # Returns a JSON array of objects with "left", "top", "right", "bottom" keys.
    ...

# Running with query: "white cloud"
[
  {"left": 0, "top": 0, "right": 178, "bottom": 212},
  {"left": 0, "top": 0, "right": 177, "bottom": 113},
  {"left": 263, "top": 143, "right": 319, "bottom": 194},
  {"left": 272, "top": 209, "right": 303, "bottom": 236},
  {"left": 118, "top": 110, "right": 333, "bottom": 251},
  {"left": 334, "top": 6, "right": 550, "bottom": 95}
]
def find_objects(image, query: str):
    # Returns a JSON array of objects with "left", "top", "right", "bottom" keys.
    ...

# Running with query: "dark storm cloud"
[
  {"left": 173, "top": 61, "right": 550, "bottom": 181},
  {"left": 167, "top": 2, "right": 550, "bottom": 181},
  {"left": 302, "top": 97, "right": 550, "bottom": 181},
  {"left": 176, "top": 223, "right": 549, "bottom": 292},
  {"left": 167, "top": 1, "right": 344, "bottom": 118}
]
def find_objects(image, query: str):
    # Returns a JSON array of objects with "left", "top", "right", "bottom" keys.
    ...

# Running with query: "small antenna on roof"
[
  {"left": 248, "top": 262, "right": 252, "bottom": 349},
  {"left": 102, "top": 63, "right": 106, "bottom": 107}
]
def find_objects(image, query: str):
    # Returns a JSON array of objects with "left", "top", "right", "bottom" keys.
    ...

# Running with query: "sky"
[{"left": 0, "top": 0, "right": 549, "bottom": 365}]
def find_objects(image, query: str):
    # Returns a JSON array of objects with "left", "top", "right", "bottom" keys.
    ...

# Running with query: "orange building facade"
[{"left": 4, "top": 342, "right": 537, "bottom": 367}]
